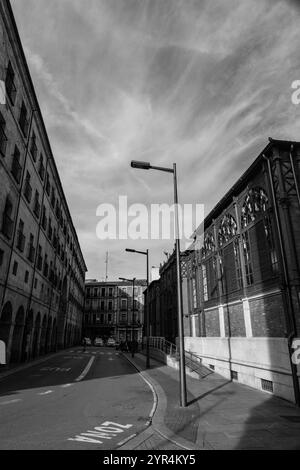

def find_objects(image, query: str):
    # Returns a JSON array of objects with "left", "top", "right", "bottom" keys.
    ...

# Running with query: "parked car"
[
  {"left": 107, "top": 337, "right": 116, "bottom": 348},
  {"left": 94, "top": 337, "right": 104, "bottom": 347}
]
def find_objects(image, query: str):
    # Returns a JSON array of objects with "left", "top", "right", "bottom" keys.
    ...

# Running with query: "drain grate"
[
  {"left": 261, "top": 379, "right": 273, "bottom": 393},
  {"left": 281, "top": 415, "right": 300, "bottom": 423}
]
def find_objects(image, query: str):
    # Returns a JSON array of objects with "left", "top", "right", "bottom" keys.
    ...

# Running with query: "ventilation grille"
[{"left": 261, "top": 379, "right": 273, "bottom": 393}]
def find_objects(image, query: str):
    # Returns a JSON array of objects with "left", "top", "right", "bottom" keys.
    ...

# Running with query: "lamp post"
[
  {"left": 126, "top": 248, "right": 150, "bottom": 368},
  {"left": 130, "top": 160, "right": 187, "bottom": 407},
  {"left": 119, "top": 277, "right": 136, "bottom": 345}
]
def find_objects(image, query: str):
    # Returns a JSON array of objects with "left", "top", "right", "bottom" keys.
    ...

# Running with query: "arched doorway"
[
  {"left": 45, "top": 317, "right": 52, "bottom": 354},
  {"left": 0, "top": 302, "right": 13, "bottom": 362},
  {"left": 10, "top": 306, "right": 25, "bottom": 363},
  {"left": 21, "top": 309, "right": 34, "bottom": 362},
  {"left": 32, "top": 313, "right": 41, "bottom": 359},
  {"left": 39, "top": 316, "right": 47, "bottom": 356}
]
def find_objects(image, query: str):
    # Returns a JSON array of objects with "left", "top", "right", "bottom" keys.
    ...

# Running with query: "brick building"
[
  {"left": 145, "top": 139, "right": 300, "bottom": 403},
  {"left": 0, "top": 0, "right": 87, "bottom": 365},
  {"left": 84, "top": 280, "right": 147, "bottom": 343}
]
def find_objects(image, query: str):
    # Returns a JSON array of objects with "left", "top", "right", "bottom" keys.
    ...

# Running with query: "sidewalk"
[{"left": 121, "top": 352, "right": 300, "bottom": 450}]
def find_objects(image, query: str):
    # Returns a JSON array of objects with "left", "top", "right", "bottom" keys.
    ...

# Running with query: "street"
[{"left": 0, "top": 348, "right": 154, "bottom": 450}]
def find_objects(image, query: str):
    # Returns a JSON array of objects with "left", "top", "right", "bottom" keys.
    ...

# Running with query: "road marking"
[
  {"left": 0, "top": 399, "right": 22, "bottom": 405},
  {"left": 38, "top": 390, "right": 53, "bottom": 396},
  {"left": 61, "top": 384, "right": 73, "bottom": 388},
  {"left": 68, "top": 422, "right": 133, "bottom": 446},
  {"left": 40, "top": 367, "right": 71, "bottom": 372},
  {"left": 75, "top": 356, "right": 95, "bottom": 382}
]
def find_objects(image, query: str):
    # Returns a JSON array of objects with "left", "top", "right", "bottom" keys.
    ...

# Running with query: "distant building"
[
  {"left": 0, "top": 0, "right": 87, "bottom": 365},
  {"left": 84, "top": 280, "right": 147, "bottom": 343},
  {"left": 144, "top": 139, "right": 300, "bottom": 404}
]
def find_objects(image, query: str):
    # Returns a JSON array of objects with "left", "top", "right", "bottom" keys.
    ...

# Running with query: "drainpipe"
[{"left": 263, "top": 154, "right": 300, "bottom": 406}]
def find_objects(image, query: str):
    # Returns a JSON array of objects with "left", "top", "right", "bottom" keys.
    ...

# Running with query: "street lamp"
[
  {"left": 119, "top": 277, "right": 136, "bottom": 345},
  {"left": 126, "top": 248, "right": 150, "bottom": 368},
  {"left": 130, "top": 160, "right": 187, "bottom": 407}
]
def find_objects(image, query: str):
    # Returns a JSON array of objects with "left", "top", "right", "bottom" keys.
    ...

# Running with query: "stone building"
[
  {"left": 0, "top": 0, "right": 87, "bottom": 365},
  {"left": 144, "top": 139, "right": 300, "bottom": 404},
  {"left": 84, "top": 280, "right": 147, "bottom": 343}
]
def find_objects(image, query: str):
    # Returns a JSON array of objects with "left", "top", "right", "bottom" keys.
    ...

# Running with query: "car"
[
  {"left": 107, "top": 337, "right": 116, "bottom": 347},
  {"left": 94, "top": 337, "right": 104, "bottom": 347}
]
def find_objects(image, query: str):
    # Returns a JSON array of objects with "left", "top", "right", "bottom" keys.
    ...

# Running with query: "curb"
[
  {"left": 121, "top": 353, "right": 202, "bottom": 451},
  {"left": 0, "top": 347, "right": 80, "bottom": 382}
]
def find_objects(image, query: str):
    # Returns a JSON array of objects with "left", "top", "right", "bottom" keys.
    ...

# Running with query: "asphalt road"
[{"left": 0, "top": 347, "right": 154, "bottom": 450}]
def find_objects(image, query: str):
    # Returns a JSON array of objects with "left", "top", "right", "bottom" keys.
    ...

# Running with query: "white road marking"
[
  {"left": 75, "top": 356, "right": 95, "bottom": 382},
  {"left": 108, "top": 358, "right": 114, "bottom": 361},
  {"left": 68, "top": 422, "right": 133, "bottom": 446},
  {"left": 0, "top": 399, "right": 22, "bottom": 405},
  {"left": 61, "top": 384, "right": 73, "bottom": 388},
  {"left": 38, "top": 390, "right": 53, "bottom": 396}
]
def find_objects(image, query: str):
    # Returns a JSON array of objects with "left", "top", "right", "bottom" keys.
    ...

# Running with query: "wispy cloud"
[{"left": 10, "top": 0, "right": 300, "bottom": 279}]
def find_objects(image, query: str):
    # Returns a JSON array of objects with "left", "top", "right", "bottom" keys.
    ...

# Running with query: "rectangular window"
[
  {"left": 108, "top": 301, "right": 113, "bottom": 311},
  {"left": 1, "top": 197, "right": 14, "bottom": 239},
  {"left": 100, "top": 301, "right": 105, "bottom": 310},
  {"left": 37, "top": 245, "right": 43, "bottom": 271},
  {"left": 109, "top": 287, "right": 113, "bottom": 297},
  {"left": 0, "top": 249, "right": 4, "bottom": 266},
  {"left": 0, "top": 111, "right": 8, "bottom": 157},
  {"left": 202, "top": 265, "right": 208, "bottom": 302},
  {"left": 11, "top": 146, "right": 22, "bottom": 184},
  {"left": 34, "top": 278, "right": 38, "bottom": 289},
  {"left": 19, "top": 101, "right": 29, "bottom": 137},
  {"left": 121, "top": 298, "right": 127, "bottom": 311},
  {"left": 101, "top": 287, "right": 105, "bottom": 297},
  {"left": 5, "top": 61, "right": 17, "bottom": 105},
  {"left": 38, "top": 154, "right": 45, "bottom": 180},
  {"left": 30, "top": 132, "right": 37, "bottom": 161},
  {"left": 24, "top": 271, "right": 29, "bottom": 284},
  {"left": 33, "top": 191, "right": 41, "bottom": 218},
  {"left": 192, "top": 278, "right": 197, "bottom": 309},
  {"left": 23, "top": 171, "right": 32, "bottom": 203},
  {"left": 16, "top": 219, "right": 25, "bottom": 252},
  {"left": 12, "top": 261, "right": 18, "bottom": 276},
  {"left": 242, "top": 231, "right": 254, "bottom": 286},
  {"left": 27, "top": 233, "right": 35, "bottom": 263},
  {"left": 233, "top": 239, "right": 243, "bottom": 290}
]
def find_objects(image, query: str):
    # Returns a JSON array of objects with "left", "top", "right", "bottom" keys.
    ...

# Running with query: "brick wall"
[
  {"left": 250, "top": 294, "right": 287, "bottom": 337},
  {"left": 224, "top": 302, "right": 245, "bottom": 337},
  {"left": 204, "top": 308, "right": 220, "bottom": 337}
]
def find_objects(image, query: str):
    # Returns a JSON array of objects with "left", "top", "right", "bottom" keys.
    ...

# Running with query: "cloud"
[{"left": 10, "top": 0, "right": 300, "bottom": 279}]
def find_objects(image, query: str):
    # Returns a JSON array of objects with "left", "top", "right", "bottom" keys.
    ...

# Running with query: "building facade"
[
  {"left": 145, "top": 139, "right": 300, "bottom": 403},
  {"left": 0, "top": 0, "right": 87, "bottom": 365},
  {"left": 84, "top": 280, "right": 147, "bottom": 343}
]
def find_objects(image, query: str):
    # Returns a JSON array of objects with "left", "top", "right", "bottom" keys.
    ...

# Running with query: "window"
[
  {"left": 0, "top": 249, "right": 4, "bottom": 267},
  {"left": 1, "top": 196, "right": 14, "bottom": 239},
  {"left": 19, "top": 101, "right": 29, "bottom": 137},
  {"left": 218, "top": 214, "right": 238, "bottom": 247},
  {"left": 108, "top": 301, "right": 113, "bottom": 311},
  {"left": 41, "top": 205, "right": 47, "bottom": 231},
  {"left": 51, "top": 187, "right": 56, "bottom": 208},
  {"left": 100, "top": 301, "right": 105, "bottom": 310},
  {"left": 16, "top": 219, "right": 25, "bottom": 252},
  {"left": 23, "top": 171, "right": 32, "bottom": 203},
  {"left": 121, "top": 298, "right": 127, "bottom": 310},
  {"left": 38, "top": 154, "right": 45, "bottom": 180},
  {"left": 264, "top": 215, "right": 279, "bottom": 275},
  {"left": 34, "top": 278, "right": 38, "bottom": 289},
  {"left": 30, "top": 132, "right": 37, "bottom": 161},
  {"left": 12, "top": 261, "right": 18, "bottom": 276},
  {"left": 24, "top": 271, "right": 29, "bottom": 284},
  {"left": 241, "top": 187, "right": 268, "bottom": 229},
  {"left": 27, "top": 233, "right": 35, "bottom": 263},
  {"left": 234, "top": 239, "right": 243, "bottom": 289},
  {"left": 0, "top": 111, "right": 8, "bottom": 157},
  {"left": 108, "top": 314, "right": 112, "bottom": 323},
  {"left": 46, "top": 173, "right": 50, "bottom": 196},
  {"left": 11, "top": 146, "right": 22, "bottom": 184},
  {"left": 202, "top": 265, "right": 208, "bottom": 302},
  {"left": 5, "top": 61, "right": 17, "bottom": 105},
  {"left": 101, "top": 287, "right": 105, "bottom": 297},
  {"left": 108, "top": 287, "right": 113, "bottom": 297},
  {"left": 43, "top": 254, "right": 49, "bottom": 277},
  {"left": 192, "top": 278, "right": 197, "bottom": 309},
  {"left": 37, "top": 245, "right": 43, "bottom": 271},
  {"left": 33, "top": 191, "right": 40, "bottom": 218},
  {"left": 242, "top": 231, "right": 254, "bottom": 286}
]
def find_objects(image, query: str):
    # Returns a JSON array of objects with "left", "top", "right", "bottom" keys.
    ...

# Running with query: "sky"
[{"left": 10, "top": 0, "right": 300, "bottom": 281}]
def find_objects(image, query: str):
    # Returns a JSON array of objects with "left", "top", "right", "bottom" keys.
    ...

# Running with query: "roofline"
[{"left": 5, "top": 0, "right": 87, "bottom": 272}]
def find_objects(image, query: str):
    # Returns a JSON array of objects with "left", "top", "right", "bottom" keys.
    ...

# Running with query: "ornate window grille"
[
  {"left": 241, "top": 187, "right": 268, "bottom": 229},
  {"left": 218, "top": 214, "right": 238, "bottom": 247}
]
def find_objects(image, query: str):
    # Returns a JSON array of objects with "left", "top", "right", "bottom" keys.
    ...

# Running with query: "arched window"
[
  {"left": 218, "top": 214, "right": 238, "bottom": 247},
  {"left": 241, "top": 187, "right": 268, "bottom": 229},
  {"left": 202, "top": 232, "right": 215, "bottom": 258}
]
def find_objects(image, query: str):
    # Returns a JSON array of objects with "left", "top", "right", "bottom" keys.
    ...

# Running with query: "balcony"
[
  {"left": 11, "top": 156, "right": 22, "bottom": 184},
  {"left": 0, "top": 126, "right": 8, "bottom": 157},
  {"left": 1, "top": 213, "right": 14, "bottom": 239},
  {"left": 16, "top": 231, "right": 25, "bottom": 252},
  {"left": 24, "top": 180, "right": 32, "bottom": 203},
  {"left": 27, "top": 244, "right": 35, "bottom": 263}
]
